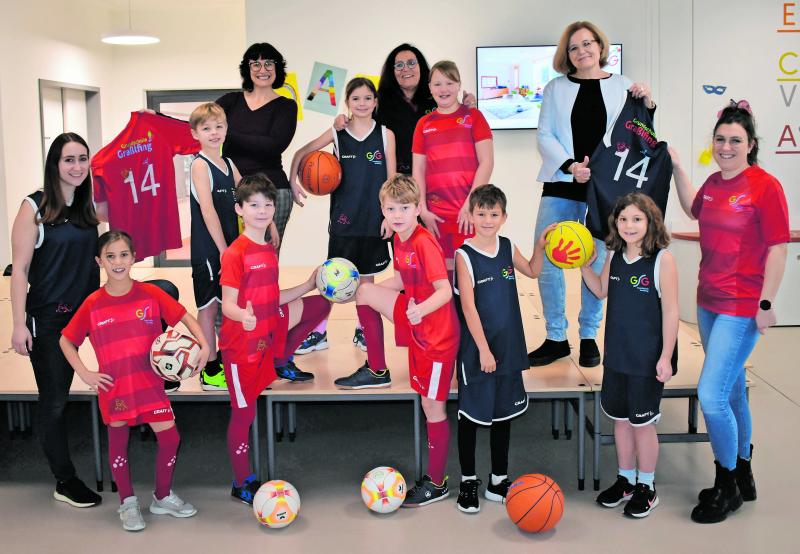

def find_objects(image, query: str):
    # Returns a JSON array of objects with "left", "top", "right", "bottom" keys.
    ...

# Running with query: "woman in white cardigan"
[{"left": 530, "top": 21, "right": 655, "bottom": 368}]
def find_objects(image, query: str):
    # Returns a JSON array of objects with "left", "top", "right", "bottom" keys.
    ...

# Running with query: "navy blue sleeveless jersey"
[
  {"left": 454, "top": 237, "right": 529, "bottom": 380},
  {"left": 24, "top": 191, "right": 99, "bottom": 315},
  {"left": 189, "top": 153, "right": 239, "bottom": 260},
  {"left": 330, "top": 123, "right": 387, "bottom": 237},
  {"left": 604, "top": 250, "right": 677, "bottom": 377},
  {"left": 586, "top": 93, "right": 673, "bottom": 240}
]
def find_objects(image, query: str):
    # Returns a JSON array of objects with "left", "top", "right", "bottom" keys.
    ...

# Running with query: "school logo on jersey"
[
  {"left": 728, "top": 194, "right": 749, "bottom": 212},
  {"left": 629, "top": 274, "right": 651, "bottom": 293},
  {"left": 456, "top": 114, "right": 473, "bottom": 128},
  {"left": 135, "top": 305, "right": 154, "bottom": 325},
  {"left": 501, "top": 265, "right": 515, "bottom": 280},
  {"left": 623, "top": 117, "right": 657, "bottom": 148},
  {"left": 116, "top": 132, "right": 153, "bottom": 159},
  {"left": 365, "top": 150, "right": 384, "bottom": 165},
  {"left": 399, "top": 252, "right": 418, "bottom": 269}
]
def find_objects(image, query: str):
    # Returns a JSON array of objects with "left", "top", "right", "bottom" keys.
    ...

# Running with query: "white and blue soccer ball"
[{"left": 316, "top": 257, "right": 359, "bottom": 303}]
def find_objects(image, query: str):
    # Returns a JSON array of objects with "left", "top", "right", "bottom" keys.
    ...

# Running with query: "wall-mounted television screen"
[{"left": 476, "top": 44, "right": 622, "bottom": 130}]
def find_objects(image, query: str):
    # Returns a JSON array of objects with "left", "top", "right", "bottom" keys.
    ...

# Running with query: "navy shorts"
[
  {"left": 600, "top": 369, "right": 664, "bottom": 426},
  {"left": 457, "top": 368, "right": 528, "bottom": 425},
  {"left": 192, "top": 257, "right": 221, "bottom": 310},
  {"left": 327, "top": 234, "right": 391, "bottom": 277}
]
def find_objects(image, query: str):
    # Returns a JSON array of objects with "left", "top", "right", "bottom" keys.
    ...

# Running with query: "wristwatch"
[{"left": 759, "top": 299, "right": 772, "bottom": 311}]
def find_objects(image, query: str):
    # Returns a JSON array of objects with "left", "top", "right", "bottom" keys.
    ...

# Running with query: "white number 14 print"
[
  {"left": 123, "top": 163, "right": 161, "bottom": 204},
  {"left": 613, "top": 149, "right": 650, "bottom": 189}
]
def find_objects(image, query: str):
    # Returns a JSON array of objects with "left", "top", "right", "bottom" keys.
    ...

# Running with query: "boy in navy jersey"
[{"left": 453, "top": 184, "right": 553, "bottom": 513}]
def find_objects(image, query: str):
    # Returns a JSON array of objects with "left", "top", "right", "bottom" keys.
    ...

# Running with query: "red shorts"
[
  {"left": 222, "top": 303, "right": 289, "bottom": 408},
  {"left": 434, "top": 218, "right": 473, "bottom": 262},
  {"left": 99, "top": 368, "right": 174, "bottom": 425},
  {"left": 393, "top": 294, "right": 455, "bottom": 401}
]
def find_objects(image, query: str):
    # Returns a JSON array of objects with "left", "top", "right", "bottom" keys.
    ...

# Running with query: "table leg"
[
  {"left": 413, "top": 396, "right": 421, "bottom": 480},
  {"left": 266, "top": 398, "right": 276, "bottom": 480},
  {"left": 551, "top": 400, "right": 560, "bottom": 439},
  {"left": 578, "top": 396, "right": 585, "bottom": 491},
  {"left": 252, "top": 397, "right": 261, "bottom": 481},
  {"left": 593, "top": 391, "right": 601, "bottom": 491},
  {"left": 288, "top": 402, "right": 296, "bottom": 442},
  {"left": 91, "top": 397, "right": 103, "bottom": 492}
]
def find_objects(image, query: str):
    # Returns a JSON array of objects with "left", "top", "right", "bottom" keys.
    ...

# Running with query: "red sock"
[
  {"left": 426, "top": 418, "right": 450, "bottom": 485},
  {"left": 227, "top": 403, "right": 256, "bottom": 485},
  {"left": 108, "top": 425, "right": 133, "bottom": 502},
  {"left": 356, "top": 304, "right": 386, "bottom": 370},
  {"left": 154, "top": 425, "right": 180, "bottom": 500},
  {"left": 275, "top": 296, "right": 332, "bottom": 366}
]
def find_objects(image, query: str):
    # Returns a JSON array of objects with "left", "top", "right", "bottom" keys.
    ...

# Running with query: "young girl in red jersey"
[
  {"left": 581, "top": 193, "right": 678, "bottom": 518},
  {"left": 60, "top": 231, "right": 210, "bottom": 532},
  {"left": 412, "top": 60, "right": 494, "bottom": 281}
]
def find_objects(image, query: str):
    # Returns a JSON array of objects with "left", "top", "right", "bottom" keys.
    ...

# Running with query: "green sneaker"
[{"left": 201, "top": 366, "right": 227, "bottom": 391}]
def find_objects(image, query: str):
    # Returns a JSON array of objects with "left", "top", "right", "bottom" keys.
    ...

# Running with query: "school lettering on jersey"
[
  {"left": 330, "top": 123, "right": 388, "bottom": 237},
  {"left": 393, "top": 225, "right": 459, "bottom": 357},
  {"left": 61, "top": 282, "right": 186, "bottom": 424},
  {"left": 690, "top": 165, "right": 790, "bottom": 317},
  {"left": 412, "top": 105, "right": 492, "bottom": 219},
  {"left": 585, "top": 94, "right": 672, "bottom": 240},
  {"left": 604, "top": 251, "right": 677, "bottom": 377},
  {"left": 219, "top": 234, "right": 282, "bottom": 365},
  {"left": 92, "top": 112, "right": 200, "bottom": 259},
  {"left": 454, "top": 237, "right": 528, "bottom": 380}
]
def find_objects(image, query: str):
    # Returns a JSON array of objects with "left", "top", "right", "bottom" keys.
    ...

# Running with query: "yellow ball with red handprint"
[{"left": 545, "top": 221, "right": 595, "bottom": 269}]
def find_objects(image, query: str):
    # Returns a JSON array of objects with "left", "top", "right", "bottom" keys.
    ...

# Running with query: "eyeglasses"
[
  {"left": 567, "top": 39, "right": 598, "bottom": 54},
  {"left": 249, "top": 60, "right": 276, "bottom": 71},
  {"left": 393, "top": 59, "right": 419, "bottom": 71}
]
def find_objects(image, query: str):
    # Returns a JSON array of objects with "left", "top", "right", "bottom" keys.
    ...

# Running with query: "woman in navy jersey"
[
  {"left": 531, "top": 20, "right": 655, "bottom": 369},
  {"left": 10, "top": 133, "right": 102, "bottom": 508}
]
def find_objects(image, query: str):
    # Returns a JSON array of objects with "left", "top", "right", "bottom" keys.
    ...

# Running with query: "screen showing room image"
[{"left": 476, "top": 44, "right": 622, "bottom": 130}]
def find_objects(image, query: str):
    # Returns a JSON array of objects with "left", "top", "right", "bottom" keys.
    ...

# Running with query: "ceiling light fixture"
[{"left": 102, "top": 0, "right": 159, "bottom": 45}]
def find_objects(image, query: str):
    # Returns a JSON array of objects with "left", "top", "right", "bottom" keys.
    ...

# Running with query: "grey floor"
[{"left": 1, "top": 326, "right": 798, "bottom": 553}]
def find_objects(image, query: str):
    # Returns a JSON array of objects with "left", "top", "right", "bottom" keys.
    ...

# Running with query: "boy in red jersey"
[
  {"left": 355, "top": 173, "right": 458, "bottom": 507},
  {"left": 220, "top": 175, "right": 331, "bottom": 504},
  {"left": 60, "top": 230, "right": 210, "bottom": 531}
]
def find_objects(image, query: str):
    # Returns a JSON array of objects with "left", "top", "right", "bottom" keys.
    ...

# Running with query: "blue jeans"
[
  {"left": 696, "top": 306, "right": 760, "bottom": 470},
  {"left": 534, "top": 195, "right": 606, "bottom": 341}
]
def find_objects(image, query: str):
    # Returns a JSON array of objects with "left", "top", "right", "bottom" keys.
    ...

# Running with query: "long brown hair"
[
  {"left": 605, "top": 192, "right": 669, "bottom": 257},
  {"left": 38, "top": 133, "right": 98, "bottom": 227}
]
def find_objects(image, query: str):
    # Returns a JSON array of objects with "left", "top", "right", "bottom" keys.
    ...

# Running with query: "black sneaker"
[
  {"left": 485, "top": 476, "right": 512, "bottom": 502},
  {"left": 596, "top": 475, "right": 635, "bottom": 507},
  {"left": 579, "top": 338, "right": 601, "bottom": 367},
  {"left": 624, "top": 483, "right": 659, "bottom": 518},
  {"left": 164, "top": 380, "right": 181, "bottom": 394},
  {"left": 334, "top": 362, "right": 391, "bottom": 389},
  {"left": 457, "top": 478, "right": 482, "bottom": 513},
  {"left": 231, "top": 473, "right": 261, "bottom": 505},
  {"left": 528, "top": 339, "right": 570, "bottom": 367},
  {"left": 402, "top": 475, "right": 449, "bottom": 507},
  {"left": 275, "top": 360, "right": 315, "bottom": 382},
  {"left": 54, "top": 476, "right": 102, "bottom": 508}
]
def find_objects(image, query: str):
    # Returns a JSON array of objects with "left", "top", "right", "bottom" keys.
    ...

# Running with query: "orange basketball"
[
  {"left": 301, "top": 151, "right": 341, "bottom": 195},
  {"left": 505, "top": 474, "right": 564, "bottom": 533}
]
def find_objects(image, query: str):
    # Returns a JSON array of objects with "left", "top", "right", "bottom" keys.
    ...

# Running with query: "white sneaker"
[
  {"left": 118, "top": 496, "right": 146, "bottom": 531},
  {"left": 149, "top": 491, "right": 197, "bottom": 518}
]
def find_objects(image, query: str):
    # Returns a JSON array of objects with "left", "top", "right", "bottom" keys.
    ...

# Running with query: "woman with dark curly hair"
[{"left": 217, "top": 42, "right": 297, "bottom": 247}]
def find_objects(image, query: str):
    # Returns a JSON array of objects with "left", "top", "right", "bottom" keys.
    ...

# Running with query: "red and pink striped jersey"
[
  {"left": 62, "top": 282, "right": 186, "bottom": 424},
  {"left": 412, "top": 105, "right": 492, "bottom": 219}
]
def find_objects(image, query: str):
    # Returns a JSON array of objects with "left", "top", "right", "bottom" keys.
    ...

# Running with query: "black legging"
[{"left": 458, "top": 416, "right": 511, "bottom": 477}]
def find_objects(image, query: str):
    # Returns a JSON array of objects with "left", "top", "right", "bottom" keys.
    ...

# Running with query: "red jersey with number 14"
[{"left": 92, "top": 112, "right": 200, "bottom": 259}]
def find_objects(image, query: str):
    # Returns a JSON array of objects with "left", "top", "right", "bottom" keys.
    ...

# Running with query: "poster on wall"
[
  {"left": 304, "top": 62, "right": 348, "bottom": 116},
  {"left": 354, "top": 73, "right": 380, "bottom": 90},
  {"left": 276, "top": 72, "right": 303, "bottom": 120}
]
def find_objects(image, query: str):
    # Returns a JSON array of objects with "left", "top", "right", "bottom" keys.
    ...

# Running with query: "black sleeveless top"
[
  {"left": 604, "top": 250, "right": 677, "bottom": 377},
  {"left": 330, "top": 123, "right": 387, "bottom": 237},
  {"left": 454, "top": 236, "right": 529, "bottom": 380},
  {"left": 586, "top": 93, "right": 672, "bottom": 240},
  {"left": 25, "top": 191, "right": 99, "bottom": 316},
  {"left": 189, "top": 154, "right": 239, "bottom": 261}
]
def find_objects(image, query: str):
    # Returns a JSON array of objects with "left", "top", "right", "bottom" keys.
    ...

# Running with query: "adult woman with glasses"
[
  {"left": 217, "top": 43, "right": 296, "bottom": 248},
  {"left": 530, "top": 21, "right": 655, "bottom": 369}
]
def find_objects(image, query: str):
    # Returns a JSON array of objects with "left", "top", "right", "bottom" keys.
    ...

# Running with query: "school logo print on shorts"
[{"left": 114, "top": 399, "right": 128, "bottom": 412}]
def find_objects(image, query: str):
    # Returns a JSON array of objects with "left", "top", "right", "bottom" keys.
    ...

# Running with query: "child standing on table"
[
  {"left": 60, "top": 230, "right": 210, "bottom": 531},
  {"left": 354, "top": 174, "right": 458, "bottom": 507},
  {"left": 453, "top": 184, "right": 553, "bottom": 513},
  {"left": 220, "top": 175, "right": 331, "bottom": 504},
  {"left": 581, "top": 192, "right": 678, "bottom": 518},
  {"left": 288, "top": 77, "right": 397, "bottom": 386},
  {"left": 412, "top": 60, "right": 494, "bottom": 282}
]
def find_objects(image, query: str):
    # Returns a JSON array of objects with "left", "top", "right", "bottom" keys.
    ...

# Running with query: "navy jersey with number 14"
[{"left": 585, "top": 93, "right": 672, "bottom": 240}]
